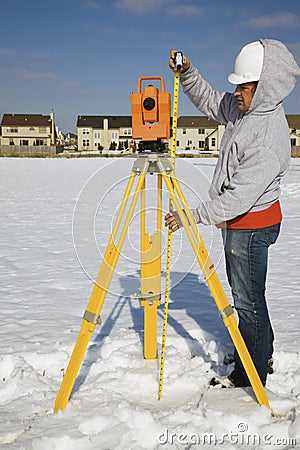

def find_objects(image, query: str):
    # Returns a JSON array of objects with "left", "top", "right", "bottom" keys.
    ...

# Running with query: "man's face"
[{"left": 233, "top": 82, "right": 257, "bottom": 112}]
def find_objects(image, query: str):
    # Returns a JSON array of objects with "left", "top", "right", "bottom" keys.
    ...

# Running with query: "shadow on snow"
[{"left": 71, "top": 270, "right": 232, "bottom": 396}]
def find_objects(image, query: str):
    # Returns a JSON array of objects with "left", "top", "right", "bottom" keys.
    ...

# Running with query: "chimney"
[
  {"left": 103, "top": 118, "right": 109, "bottom": 149},
  {"left": 50, "top": 110, "right": 55, "bottom": 144}
]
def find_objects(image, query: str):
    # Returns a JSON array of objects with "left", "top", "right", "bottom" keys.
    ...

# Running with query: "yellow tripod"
[{"left": 54, "top": 152, "right": 271, "bottom": 413}]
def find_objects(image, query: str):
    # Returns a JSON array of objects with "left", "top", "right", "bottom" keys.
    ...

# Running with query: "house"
[
  {"left": 77, "top": 116, "right": 132, "bottom": 151},
  {"left": 64, "top": 132, "right": 78, "bottom": 149},
  {"left": 0, "top": 112, "right": 63, "bottom": 156},
  {"left": 1, "top": 112, "right": 56, "bottom": 146},
  {"left": 287, "top": 114, "right": 300, "bottom": 148},
  {"left": 176, "top": 116, "right": 225, "bottom": 151},
  {"left": 77, "top": 113, "right": 300, "bottom": 154},
  {"left": 77, "top": 114, "right": 225, "bottom": 152}
]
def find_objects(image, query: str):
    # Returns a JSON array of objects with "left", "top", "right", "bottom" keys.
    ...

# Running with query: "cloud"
[
  {"left": 82, "top": 0, "right": 102, "bottom": 10},
  {"left": 102, "top": 25, "right": 117, "bottom": 35},
  {"left": 247, "top": 12, "right": 300, "bottom": 28},
  {"left": 63, "top": 80, "right": 80, "bottom": 88},
  {"left": 26, "top": 52, "right": 52, "bottom": 61},
  {"left": 169, "top": 5, "right": 204, "bottom": 17},
  {"left": 117, "top": 0, "right": 172, "bottom": 14},
  {"left": 83, "top": 21, "right": 98, "bottom": 32},
  {"left": 24, "top": 52, "right": 53, "bottom": 68},
  {"left": 0, "top": 47, "right": 17, "bottom": 57},
  {"left": 13, "top": 67, "right": 55, "bottom": 80},
  {"left": 116, "top": 0, "right": 203, "bottom": 16}
]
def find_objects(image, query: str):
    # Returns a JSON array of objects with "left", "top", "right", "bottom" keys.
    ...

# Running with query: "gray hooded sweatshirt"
[{"left": 180, "top": 39, "right": 300, "bottom": 225}]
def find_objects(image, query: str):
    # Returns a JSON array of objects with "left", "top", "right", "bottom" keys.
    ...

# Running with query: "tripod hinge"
[
  {"left": 219, "top": 304, "right": 234, "bottom": 320},
  {"left": 134, "top": 292, "right": 161, "bottom": 304},
  {"left": 132, "top": 154, "right": 172, "bottom": 175},
  {"left": 83, "top": 310, "right": 102, "bottom": 326}
]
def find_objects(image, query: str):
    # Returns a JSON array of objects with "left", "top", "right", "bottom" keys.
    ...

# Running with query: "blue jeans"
[{"left": 221, "top": 224, "right": 280, "bottom": 386}]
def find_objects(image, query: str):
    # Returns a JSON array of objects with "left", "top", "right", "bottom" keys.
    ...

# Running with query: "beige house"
[
  {"left": 77, "top": 116, "right": 132, "bottom": 151},
  {"left": 73, "top": 113, "right": 300, "bottom": 154},
  {"left": 176, "top": 116, "right": 225, "bottom": 151},
  {"left": 0, "top": 112, "right": 56, "bottom": 146},
  {"left": 176, "top": 115, "right": 300, "bottom": 152},
  {"left": 0, "top": 112, "right": 64, "bottom": 156},
  {"left": 77, "top": 114, "right": 225, "bottom": 152},
  {"left": 287, "top": 115, "right": 300, "bottom": 148}
]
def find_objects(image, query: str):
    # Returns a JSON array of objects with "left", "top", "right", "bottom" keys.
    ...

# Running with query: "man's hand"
[
  {"left": 169, "top": 50, "right": 191, "bottom": 73},
  {"left": 165, "top": 211, "right": 183, "bottom": 232}
]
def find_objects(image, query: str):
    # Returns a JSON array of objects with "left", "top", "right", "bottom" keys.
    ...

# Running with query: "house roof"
[
  {"left": 77, "top": 115, "right": 223, "bottom": 129},
  {"left": 77, "top": 115, "right": 132, "bottom": 128},
  {"left": 286, "top": 115, "right": 300, "bottom": 129},
  {"left": 177, "top": 116, "right": 221, "bottom": 128},
  {"left": 1, "top": 113, "right": 52, "bottom": 126}
]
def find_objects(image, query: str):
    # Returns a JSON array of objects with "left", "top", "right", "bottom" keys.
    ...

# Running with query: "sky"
[{"left": 1, "top": 0, "right": 300, "bottom": 133}]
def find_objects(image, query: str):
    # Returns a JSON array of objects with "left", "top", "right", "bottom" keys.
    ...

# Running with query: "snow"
[{"left": 0, "top": 157, "right": 299, "bottom": 449}]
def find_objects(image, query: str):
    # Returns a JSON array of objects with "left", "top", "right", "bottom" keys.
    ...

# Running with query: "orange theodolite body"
[{"left": 130, "top": 76, "right": 171, "bottom": 141}]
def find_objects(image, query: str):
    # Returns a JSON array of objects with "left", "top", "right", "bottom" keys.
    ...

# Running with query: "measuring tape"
[
  {"left": 171, "top": 70, "right": 180, "bottom": 164},
  {"left": 158, "top": 53, "right": 182, "bottom": 400}
]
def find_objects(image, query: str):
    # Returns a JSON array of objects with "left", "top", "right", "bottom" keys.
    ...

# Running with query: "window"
[
  {"left": 94, "top": 132, "right": 100, "bottom": 139},
  {"left": 182, "top": 129, "right": 186, "bottom": 134},
  {"left": 124, "top": 129, "right": 132, "bottom": 136},
  {"left": 82, "top": 128, "right": 90, "bottom": 134},
  {"left": 9, "top": 139, "right": 15, "bottom": 145},
  {"left": 35, "top": 139, "right": 46, "bottom": 146},
  {"left": 111, "top": 131, "right": 118, "bottom": 139},
  {"left": 82, "top": 139, "right": 90, "bottom": 147},
  {"left": 39, "top": 127, "right": 46, "bottom": 133},
  {"left": 20, "top": 140, "right": 29, "bottom": 145},
  {"left": 211, "top": 138, "right": 216, "bottom": 147},
  {"left": 198, "top": 128, "right": 205, "bottom": 134},
  {"left": 291, "top": 138, "right": 296, "bottom": 146},
  {"left": 6, "top": 127, "right": 18, "bottom": 133},
  {"left": 199, "top": 141, "right": 205, "bottom": 149}
]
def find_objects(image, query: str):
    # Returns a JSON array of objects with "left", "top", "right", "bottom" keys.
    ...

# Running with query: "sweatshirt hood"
[{"left": 248, "top": 39, "right": 300, "bottom": 113}]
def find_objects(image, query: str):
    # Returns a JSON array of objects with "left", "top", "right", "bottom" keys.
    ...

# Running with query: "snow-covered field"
[{"left": 0, "top": 157, "right": 299, "bottom": 449}]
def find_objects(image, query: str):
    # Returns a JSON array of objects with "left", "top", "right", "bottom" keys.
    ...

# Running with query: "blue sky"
[{"left": 1, "top": 0, "right": 300, "bottom": 132}]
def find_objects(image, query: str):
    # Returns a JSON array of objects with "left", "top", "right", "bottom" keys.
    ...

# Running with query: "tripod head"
[{"left": 130, "top": 76, "right": 171, "bottom": 153}]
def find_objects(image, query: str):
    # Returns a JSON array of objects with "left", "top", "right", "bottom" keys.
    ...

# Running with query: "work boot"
[
  {"left": 209, "top": 375, "right": 236, "bottom": 388},
  {"left": 268, "top": 358, "right": 274, "bottom": 374},
  {"left": 224, "top": 353, "right": 274, "bottom": 375}
]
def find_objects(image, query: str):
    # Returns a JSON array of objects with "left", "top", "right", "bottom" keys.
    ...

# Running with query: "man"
[{"left": 165, "top": 40, "right": 300, "bottom": 387}]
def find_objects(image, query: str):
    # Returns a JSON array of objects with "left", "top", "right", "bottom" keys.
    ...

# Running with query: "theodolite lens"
[{"left": 143, "top": 97, "right": 156, "bottom": 110}]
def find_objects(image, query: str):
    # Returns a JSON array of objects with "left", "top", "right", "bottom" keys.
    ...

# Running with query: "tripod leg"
[
  {"left": 54, "top": 171, "right": 146, "bottom": 412},
  {"left": 162, "top": 171, "right": 271, "bottom": 409},
  {"left": 140, "top": 174, "right": 162, "bottom": 359}
]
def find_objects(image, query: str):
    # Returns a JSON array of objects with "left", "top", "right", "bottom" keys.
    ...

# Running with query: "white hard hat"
[{"left": 228, "top": 41, "right": 264, "bottom": 84}]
